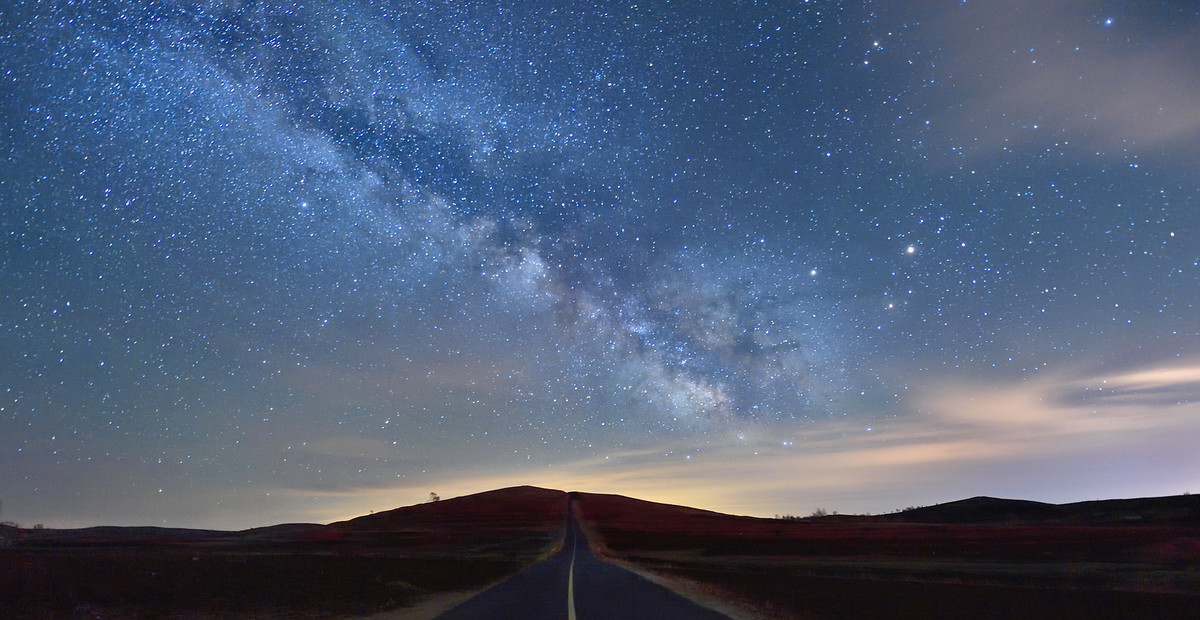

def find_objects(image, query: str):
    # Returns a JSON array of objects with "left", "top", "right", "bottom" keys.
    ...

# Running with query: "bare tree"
[{"left": 428, "top": 492, "right": 440, "bottom": 503}]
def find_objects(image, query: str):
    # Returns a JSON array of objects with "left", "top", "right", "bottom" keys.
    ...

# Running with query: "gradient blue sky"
[{"left": 2, "top": 1, "right": 1198, "bottom": 528}]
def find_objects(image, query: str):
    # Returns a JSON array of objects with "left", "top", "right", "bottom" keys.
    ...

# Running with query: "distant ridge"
[
  {"left": 571, "top": 491, "right": 1200, "bottom": 528},
  {"left": 880, "top": 496, "right": 1059, "bottom": 524},
  {"left": 7, "top": 488, "right": 1199, "bottom": 540},
  {"left": 881, "top": 494, "right": 1200, "bottom": 525}
]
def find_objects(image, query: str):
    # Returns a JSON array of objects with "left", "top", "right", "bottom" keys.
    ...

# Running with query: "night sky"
[{"left": 3, "top": 1, "right": 1198, "bottom": 529}]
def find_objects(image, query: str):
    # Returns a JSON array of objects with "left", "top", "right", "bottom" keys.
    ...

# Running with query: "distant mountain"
[
  {"left": 346, "top": 488, "right": 1200, "bottom": 527},
  {"left": 562, "top": 492, "right": 1200, "bottom": 528},
  {"left": 9, "top": 487, "right": 1199, "bottom": 546},
  {"left": 7, "top": 486, "right": 568, "bottom": 547},
  {"left": 880, "top": 494, "right": 1200, "bottom": 525},
  {"left": 879, "top": 496, "right": 1060, "bottom": 524},
  {"left": 11, "top": 524, "right": 236, "bottom": 546}
]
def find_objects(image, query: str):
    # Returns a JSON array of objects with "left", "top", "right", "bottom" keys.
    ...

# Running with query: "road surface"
[{"left": 433, "top": 497, "right": 733, "bottom": 620}]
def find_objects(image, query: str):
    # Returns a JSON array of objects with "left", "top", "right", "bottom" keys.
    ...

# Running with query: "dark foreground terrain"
[
  {"left": 1, "top": 486, "right": 568, "bottom": 619},
  {"left": 575, "top": 492, "right": 1200, "bottom": 620},
  {"left": 3, "top": 488, "right": 1199, "bottom": 619}
]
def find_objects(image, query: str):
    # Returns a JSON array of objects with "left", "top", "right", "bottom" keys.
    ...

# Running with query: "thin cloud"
[
  {"left": 921, "top": 0, "right": 1200, "bottom": 159},
  {"left": 1093, "top": 364, "right": 1200, "bottom": 391},
  {"left": 276, "top": 359, "right": 1198, "bottom": 522}
]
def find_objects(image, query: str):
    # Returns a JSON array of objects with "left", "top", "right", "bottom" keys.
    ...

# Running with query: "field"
[
  {"left": 573, "top": 492, "right": 1200, "bottom": 620},
  {"left": 1, "top": 486, "right": 568, "bottom": 619},
  {"left": 5, "top": 488, "right": 1200, "bottom": 619}
]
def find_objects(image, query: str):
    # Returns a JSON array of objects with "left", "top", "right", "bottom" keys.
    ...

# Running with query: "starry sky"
[{"left": 2, "top": 1, "right": 1198, "bottom": 529}]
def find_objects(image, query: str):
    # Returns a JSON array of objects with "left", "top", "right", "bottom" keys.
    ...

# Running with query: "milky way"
[{"left": 3, "top": 1, "right": 1198, "bottom": 528}]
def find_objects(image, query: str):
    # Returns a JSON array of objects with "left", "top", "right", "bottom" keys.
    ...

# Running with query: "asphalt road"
[{"left": 432, "top": 498, "right": 733, "bottom": 620}]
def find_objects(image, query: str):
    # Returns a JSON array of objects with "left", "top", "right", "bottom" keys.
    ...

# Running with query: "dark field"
[
  {"left": 574, "top": 492, "right": 1200, "bottom": 620},
  {"left": 1, "top": 549, "right": 525, "bottom": 619},
  {"left": 1, "top": 486, "right": 568, "bottom": 619},
  {"left": 5, "top": 488, "right": 1200, "bottom": 619}
]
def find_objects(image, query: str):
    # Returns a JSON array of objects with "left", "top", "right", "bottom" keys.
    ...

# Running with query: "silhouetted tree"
[{"left": 429, "top": 491, "right": 440, "bottom": 503}]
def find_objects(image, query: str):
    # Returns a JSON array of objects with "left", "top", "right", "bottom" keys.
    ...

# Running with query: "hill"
[
  {"left": 882, "top": 493, "right": 1200, "bottom": 525},
  {"left": 332, "top": 484, "right": 567, "bottom": 532},
  {"left": 1, "top": 486, "right": 569, "bottom": 620}
]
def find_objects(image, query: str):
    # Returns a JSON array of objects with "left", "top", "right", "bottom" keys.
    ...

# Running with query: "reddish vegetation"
[
  {"left": 5, "top": 488, "right": 1199, "bottom": 619},
  {"left": 334, "top": 485, "right": 567, "bottom": 532},
  {"left": 1, "top": 486, "right": 569, "bottom": 619},
  {"left": 574, "top": 491, "right": 1200, "bottom": 620},
  {"left": 325, "top": 485, "right": 569, "bottom": 551},
  {"left": 575, "top": 491, "right": 1200, "bottom": 563}
]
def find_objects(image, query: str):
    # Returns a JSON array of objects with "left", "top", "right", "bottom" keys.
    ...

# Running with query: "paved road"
[{"left": 433, "top": 498, "right": 733, "bottom": 620}]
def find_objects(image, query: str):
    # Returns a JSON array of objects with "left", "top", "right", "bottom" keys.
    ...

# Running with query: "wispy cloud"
[
  {"left": 921, "top": 0, "right": 1200, "bottom": 160},
  {"left": 286, "top": 360, "right": 1200, "bottom": 521}
]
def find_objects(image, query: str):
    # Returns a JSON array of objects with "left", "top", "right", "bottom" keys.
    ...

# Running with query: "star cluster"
[{"left": 2, "top": 1, "right": 1198, "bottom": 527}]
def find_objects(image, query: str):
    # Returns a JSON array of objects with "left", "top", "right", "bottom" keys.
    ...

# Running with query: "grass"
[
  {"left": 1, "top": 540, "right": 554, "bottom": 619},
  {"left": 574, "top": 491, "right": 1200, "bottom": 620},
  {"left": 1, "top": 487, "right": 570, "bottom": 619}
]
